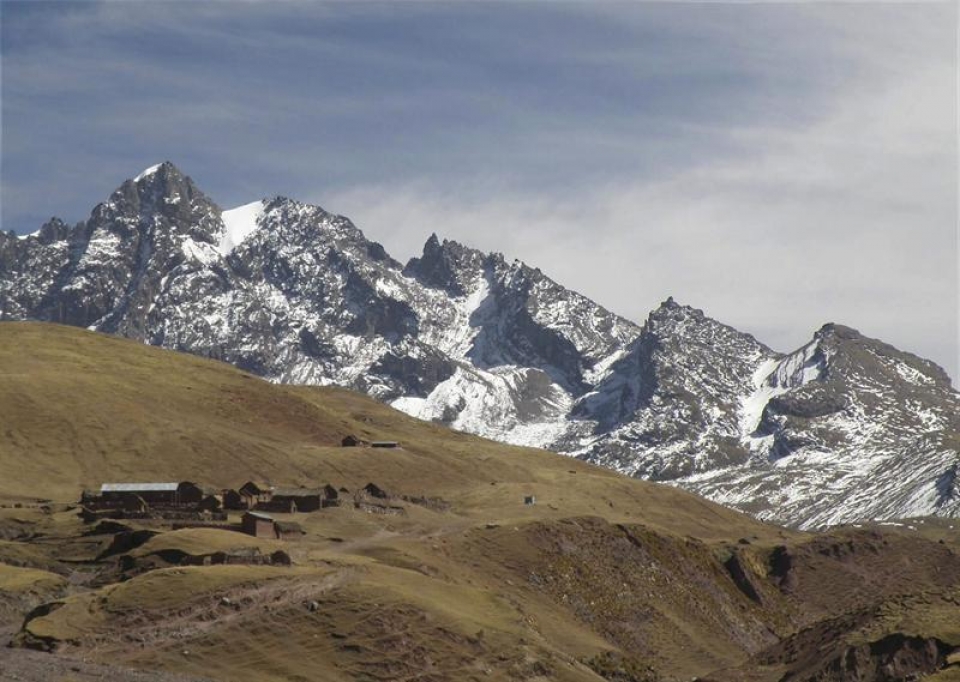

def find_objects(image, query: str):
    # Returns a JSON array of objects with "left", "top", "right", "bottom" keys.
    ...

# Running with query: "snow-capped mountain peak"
[
  {"left": 404, "top": 234, "right": 491, "bottom": 297},
  {"left": 133, "top": 162, "right": 164, "bottom": 183}
]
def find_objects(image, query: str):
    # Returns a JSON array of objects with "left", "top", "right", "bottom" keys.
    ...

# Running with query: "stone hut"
[
  {"left": 361, "top": 482, "right": 390, "bottom": 499},
  {"left": 265, "top": 488, "right": 323, "bottom": 513},
  {"left": 198, "top": 494, "right": 222, "bottom": 512},
  {"left": 176, "top": 482, "right": 205, "bottom": 506},
  {"left": 100, "top": 483, "right": 179, "bottom": 508},
  {"left": 354, "top": 483, "right": 404, "bottom": 515},
  {"left": 241, "top": 511, "right": 276, "bottom": 538},
  {"left": 321, "top": 484, "right": 340, "bottom": 508},
  {"left": 274, "top": 521, "right": 305, "bottom": 541},
  {"left": 222, "top": 489, "right": 244, "bottom": 510},
  {"left": 238, "top": 481, "right": 274, "bottom": 509}
]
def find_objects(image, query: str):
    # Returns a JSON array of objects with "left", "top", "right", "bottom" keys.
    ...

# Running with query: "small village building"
[
  {"left": 197, "top": 494, "right": 222, "bottom": 512},
  {"left": 341, "top": 435, "right": 365, "bottom": 447},
  {"left": 176, "top": 482, "right": 205, "bottom": 506},
  {"left": 361, "top": 482, "right": 390, "bottom": 499},
  {"left": 354, "top": 483, "right": 404, "bottom": 516},
  {"left": 238, "top": 481, "right": 274, "bottom": 509},
  {"left": 370, "top": 441, "right": 400, "bottom": 449},
  {"left": 98, "top": 482, "right": 205, "bottom": 509},
  {"left": 100, "top": 483, "right": 179, "bottom": 508},
  {"left": 524, "top": 495, "right": 536, "bottom": 506},
  {"left": 241, "top": 511, "right": 276, "bottom": 538},
  {"left": 222, "top": 489, "right": 245, "bottom": 510},
  {"left": 266, "top": 488, "right": 323, "bottom": 513},
  {"left": 274, "top": 521, "right": 305, "bottom": 541},
  {"left": 321, "top": 484, "right": 340, "bottom": 508}
]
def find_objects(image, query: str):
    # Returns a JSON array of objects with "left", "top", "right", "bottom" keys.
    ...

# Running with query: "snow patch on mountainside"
[
  {"left": 583, "top": 347, "right": 629, "bottom": 385},
  {"left": 739, "top": 357, "right": 783, "bottom": 439},
  {"left": 181, "top": 238, "right": 219, "bottom": 265},
  {"left": 738, "top": 339, "right": 825, "bottom": 452},
  {"left": 770, "top": 337, "right": 826, "bottom": 389},
  {"left": 134, "top": 163, "right": 163, "bottom": 182},
  {"left": 435, "top": 272, "right": 492, "bottom": 359},
  {"left": 392, "top": 364, "right": 572, "bottom": 447},
  {"left": 220, "top": 201, "right": 265, "bottom": 255}
]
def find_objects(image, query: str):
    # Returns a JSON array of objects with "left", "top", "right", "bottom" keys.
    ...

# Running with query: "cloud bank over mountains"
[{"left": 2, "top": 1, "right": 955, "bottom": 378}]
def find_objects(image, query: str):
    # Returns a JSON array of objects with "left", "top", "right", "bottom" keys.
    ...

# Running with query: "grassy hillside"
[
  {"left": 0, "top": 321, "right": 774, "bottom": 541},
  {"left": 3, "top": 322, "right": 960, "bottom": 682}
]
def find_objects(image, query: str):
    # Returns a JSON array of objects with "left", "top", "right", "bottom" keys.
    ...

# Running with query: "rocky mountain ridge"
[{"left": 3, "top": 161, "right": 958, "bottom": 528}]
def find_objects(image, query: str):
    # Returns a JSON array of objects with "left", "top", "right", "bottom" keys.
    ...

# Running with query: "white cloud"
[
  {"left": 324, "top": 12, "right": 958, "bottom": 380},
  {"left": 4, "top": 2, "right": 956, "bottom": 382}
]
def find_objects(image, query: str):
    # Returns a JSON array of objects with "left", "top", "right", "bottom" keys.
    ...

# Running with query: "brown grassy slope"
[
  {"left": 20, "top": 559, "right": 608, "bottom": 682},
  {"left": 17, "top": 511, "right": 960, "bottom": 682},
  {"left": 0, "top": 563, "right": 68, "bottom": 621},
  {"left": 7, "top": 323, "right": 960, "bottom": 682},
  {"left": 700, "top": 525, "right": 960, "bottom": 682},
  {"left": 0, "top": 321, "right": 779, "bottom": 543},
  {"left": 1, "top": 321, "right": 341, "bottom": 499}
]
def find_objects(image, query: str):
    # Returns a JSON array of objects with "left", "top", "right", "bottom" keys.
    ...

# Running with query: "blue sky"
[{"left": 2, "top": 1, "right": 957, "bottom": 380}]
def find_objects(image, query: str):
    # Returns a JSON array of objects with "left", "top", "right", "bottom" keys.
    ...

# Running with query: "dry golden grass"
[
  {"left": 0, "top": 322, "right": 779, "bottom": 543},
  {"left": 104, "top": 564, "right": 315, "bottom": 612},
  {"left": 0, "top": 563, "right": 66, "bottom": 593},
  {"left": 5, "top": 322, "right": 960, "bottom": 682},
  {"left": 127, "top": 528, "right": 284, "bottom": 559}
]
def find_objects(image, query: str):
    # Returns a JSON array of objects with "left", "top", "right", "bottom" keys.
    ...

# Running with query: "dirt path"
[
  {"left": 0, "top": 616, "right": 215, "bottom": 682},
  {"left": 0, "top": 646, "right": 216, "bottom": 682}
]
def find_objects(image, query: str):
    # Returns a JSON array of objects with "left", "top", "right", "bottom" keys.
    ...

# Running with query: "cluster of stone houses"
[
  {"left": 72, "top": 436, "right": 413, "bottom": 542},
  {"left": 78, "top": 478, "right": 406, "bottom": 538},
  {"left": 79, "top": 481, "right": 335, "bottom": 540},
  {"left": 81, "top": 480, "right": 345, "bottom": 516},
  {"left": 80, "top": 482, "right": 223, "bottom": 520},
  {"left": 77, "top": 434, "right": 404, "bottom": 521},
  {"left": 80, "top": 481, "right": 394, "bottom": 538},
  {"left": 224, "top": 481, "right": 343, "bottom": 513}
]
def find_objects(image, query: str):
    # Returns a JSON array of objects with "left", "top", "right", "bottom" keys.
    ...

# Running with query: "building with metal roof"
[
  {"left": 242, "top": 511, "right": 276, "bottom": 538},
  {"left": 100, "top": 483, "right": 178, "bottom": 493}
]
